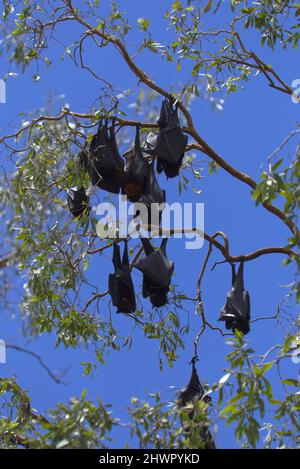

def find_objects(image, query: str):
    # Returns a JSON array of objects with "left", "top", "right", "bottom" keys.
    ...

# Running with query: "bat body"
[
  {"left": 178, "top": 361, "right": 216, "bottom": 449},
  {"left": 219, "top": 262, "right": 251, "bottom": 335},
  {"left": 178, "top": 361, "right": 207, "bottom": 407},
  {"left": 122, "top": 127, "right": 149, "bottom": 202},
  {"left": 133, "top": 238, "right": 174, "bottom": 307},
  {"left": 108, "top": 241, "right": 136, "bottom": 314},
  {"left": 139, "top": 160, "right": 166, "bottom": 230},
  {"left": 67, "top": 187, "right": 90, "bottom": 218},
  {"left": 153, "top": 98, "right": 188, "bottom": 178},
  {"left": 86, "top": 120, "right": 125, "bottom": 193}
]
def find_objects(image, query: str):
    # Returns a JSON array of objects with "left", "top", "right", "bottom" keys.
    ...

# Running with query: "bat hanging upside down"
[
  {"left": 108, "top": 240, "right": 136, "bottom": 314},
  {"left": 219, "top": 261, "right": 251, "bottom": 335},
  {"left": 133, "top": 237, "right": 174, "bottom": 307}
]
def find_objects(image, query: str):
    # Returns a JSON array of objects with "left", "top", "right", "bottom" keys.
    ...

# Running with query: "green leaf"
[
  {"left": 281, "top": 379, "right": 299, "bottom": 386},
  {"left": 204, "top": 0, "right": 213, "bottom": 13},
  {"left": 272, "top": 158, "right": 283, "bottom": 172},
  {"left": 137, "top": 17, "right": 150, "bottom": 31},
  {"left": 261, "top": 362, "right": 273, "bottom": 375}
]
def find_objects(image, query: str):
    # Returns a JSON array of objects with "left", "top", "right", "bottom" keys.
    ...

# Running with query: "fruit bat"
[
  {"left": 122, "top": 126, "right": 149, "bottom": 202},
  {"left": 178, "top": 360, "right": 216, "bottom": 449},
  {"left": 85, "top": 120, "right": 125, "bottom": 193},
  {"left": 219, "top": 262, "right": 251, "bottom": 335},
  {"left": 154, "top": 98, "right": 188, "bottom": 178},
  {"left": 178, "top": 360, "right": 207, "bottom": 407},
  {"left": 108, "top": 240, "right": 136, "bottom": 314},
  {"left": 133, "top": 238, "right": 174, "bottom": 307},
  {"left": 143, "top": 130, "right": 183, "bottom": 179},
  {"left": 67, "top": 187, "right": 90, "bottom": 218},
  {"left": 142, "top": 131, "right": 157, "bottom": 155},
  {"left": 139, "top": 160, "right": 166, "bottom": 230}
]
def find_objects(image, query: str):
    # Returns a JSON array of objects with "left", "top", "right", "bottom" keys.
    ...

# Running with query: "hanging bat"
[
  {"left": 122, "top": 126, "right": 149, "bottom": 202},
  {"left": 67, "top": 187, "right": 90, "bottom": 218},
  {"left": 108, "top": 240, "right": 136, "bottom": 314},
  {"left": 178, "top": 360, "right": 216, "bottom": 449},
  {"left": 133, "top": 238, "right": 174, "bottom": 307},
  {"left": 142, "top": 131, "right": 158, "bottom": 155},
  {"left": 219, "top": 262, "right": 251, "bottom": 335},
  {"left": 153, "top": 98, "right": 188, "bottom": 178},
  {"left": 143, "top": 126, "right": 184, "bottom": 179},
  {"left": 178, "top": 360, "right": 207, "bottom": 407},
  {"left": 139, "top": 160, "right": 166, "bottom": 230},
  {"left": 86, "top": 119, "right": 125, "bottom": 193}
]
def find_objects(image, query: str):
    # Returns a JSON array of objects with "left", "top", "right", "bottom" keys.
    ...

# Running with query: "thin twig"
[{"left": 6, "top": 344, "right": 68, "bottom": 385}]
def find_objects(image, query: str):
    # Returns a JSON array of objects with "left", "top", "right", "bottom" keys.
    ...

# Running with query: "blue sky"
[{"left": 0, "top": 0, "right": 299, "bottom": 448}]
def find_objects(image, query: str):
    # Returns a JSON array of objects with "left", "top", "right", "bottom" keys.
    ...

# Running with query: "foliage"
[{"left": 0, "top": 0, "right": 299, "bottom": 449}]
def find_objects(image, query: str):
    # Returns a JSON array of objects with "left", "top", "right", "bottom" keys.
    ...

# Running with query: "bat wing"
[
  {"left": 78, "top": 150, "right": 89, "bottom": 172},
  {"left": 158, "top": 97, "right": 178, "bottom": 128},
  {"left": 228, "top": 262, "right": 248, "bottom": 320},
  {"left": 155, "top": 98, "right": 188, "bottom": 166},
  {"left": 117, "top": 241, "right": 134, "bottom": 290},
  {"left": 87, "top": 121, "right": 125, "bottom": 192},
  {"left": 109, "top": 242, "right": 136, "bottom": 314},
  {"left": 108, "top": 273, "right": 118, "bottom": 306},
  {"left": 133, "top": 238, "right": 173, "bottom": 307},
  {"left": 112, "top": 244, "right": 122, "bottom": 271},
  {"left": 121, "top": 239, "right": 130, "bottom": 268},
  {"left": 134, "top": 250, "right": 174, "bottom": 287},
  {"left": 244, "top": 290, "right": 251, "bottom": 322},
  {"left": 67, "top": 187, "right": 90, "bottom": 218},
  {"left": 142, "top": 274, "right": 151, "bottom": 299},
  {"left": 156, "top": 127, "right": 188, "bottom": 164},
  {"left": 238, "top": 290, "right": 251, "bottom": 334},
  {"left": 141, "top": 266, "right": 169, "bottom": 307},
  {"left": 109, "top": 273, "right": 136, "bottom": 313},
  {"left": 231, "top": 263, "right": 236, "bottom": 284},
  {"left": 140, "top": 162, "right": 166, "bottom": 227},
  {"left": 89, "top": 121, "right": 109, "bottom": 155},
  {"left": 156, "top": 156, "right": 184, "bottom": 178},
  {"left": 141, "top": 161, "right": 166, "bottom": 206},
  {"left": 157, "top": 98, "right": 169, "bottom": 128},
  {"left": 219, "top": 287, "right": 247, "bottom": 321},
  {"left": 233, "top": 261, "right": 245, "bottom": 291},
  {"left": 117, "top": 272, "right": 136, "bottom": 313},
  {"left": 97, "top": 178, "right": 122, "bottom": 194},
  {"left": 123, "top": 127, "right": 149, "bottom": 201},
  {"left": 143, "top": 123, "right": 186, "bottom": 178},
  {"left": 141, "top": 237, "right": 154, "bottom": 256},
  {"left": 178, "top": 362, "right": 216, "bottom": 449},
  {"left": 219, "top": 262, "right": 251, "bottom": 334},
  {"left": 109, "top": 120, "right": 125, "bottom": 173},
  {"left": 178, "top": 362, "right": 205, "bottom": 406}
]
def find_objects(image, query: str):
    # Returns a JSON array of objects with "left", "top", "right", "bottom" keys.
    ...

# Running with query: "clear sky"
[{"left": 0, "top": 0, "right": 299, "bottom": 448}]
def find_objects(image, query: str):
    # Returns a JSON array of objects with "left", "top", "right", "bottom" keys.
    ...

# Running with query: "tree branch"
[
  {"left": 6, "top": 344, "right": 68, "bottom": 385},
  {"left": 0, "top": 251, "right": 18, "bottom": 269},
  {"left": 187, "top": 138, "right": 296, "bottom": 234},
  {"left": 61, "top": 3, "right": 299, "bottom": 235}
]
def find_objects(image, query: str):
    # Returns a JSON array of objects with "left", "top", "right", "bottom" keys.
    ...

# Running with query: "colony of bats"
[{"left": 66, "top": 98, "right": 252, "bottom": 446}]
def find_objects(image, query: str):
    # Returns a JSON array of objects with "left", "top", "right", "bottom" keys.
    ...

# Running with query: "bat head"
[{"left": 149, "top": 290, "right": 168, "bottom": 307}]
